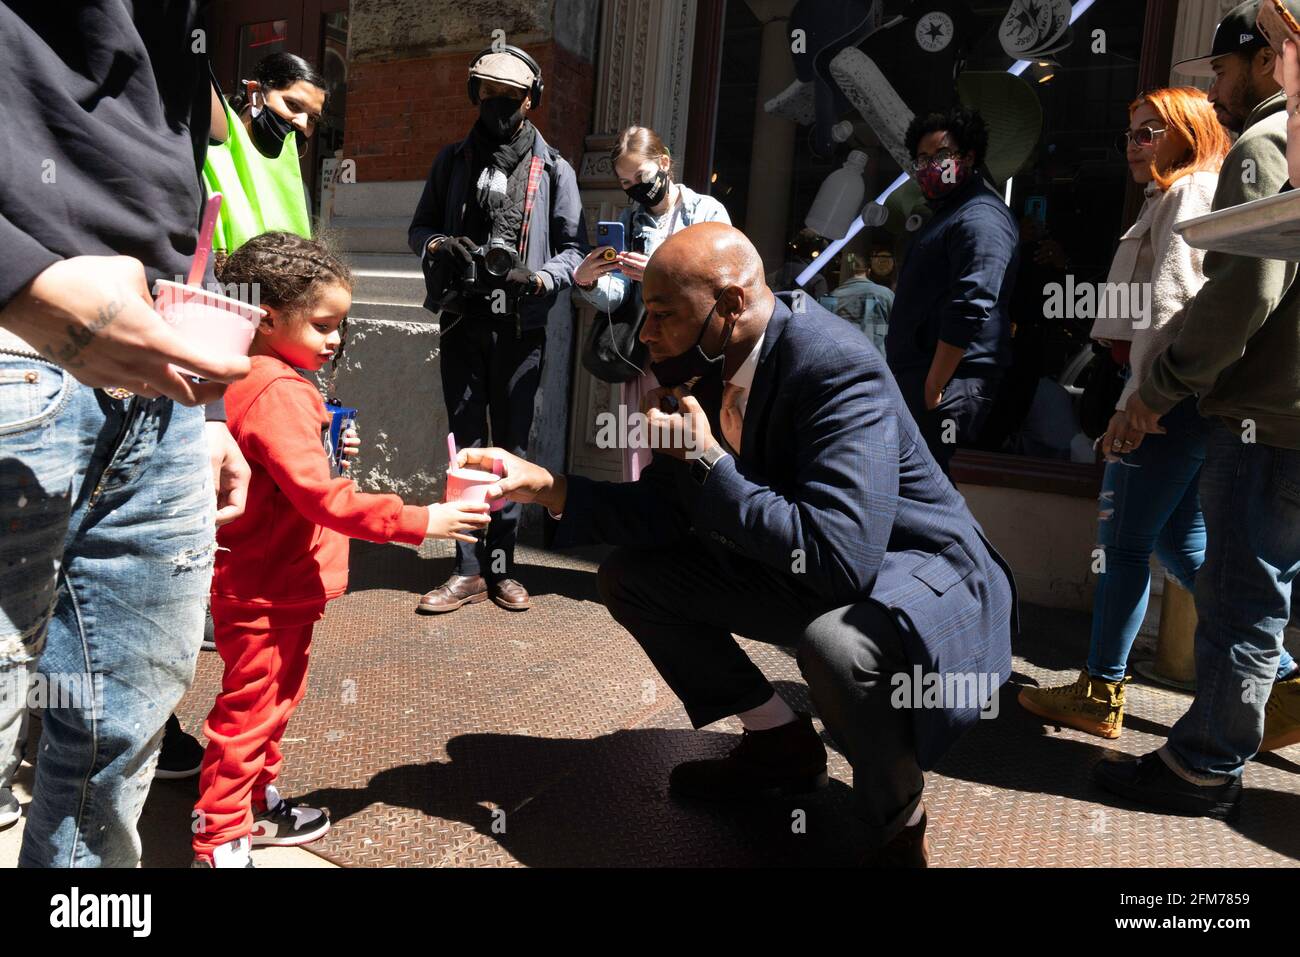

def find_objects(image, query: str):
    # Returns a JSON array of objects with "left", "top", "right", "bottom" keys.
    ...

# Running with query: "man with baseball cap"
[
  {"left": 1173, "top": 0, "right": 1275, "bottom": 133},
  {"left": 409, "top": 43, "right": 585, "bottom": 616},
  {"left": 1096, "top": 0, "right": 1300, "bottom": 819}
]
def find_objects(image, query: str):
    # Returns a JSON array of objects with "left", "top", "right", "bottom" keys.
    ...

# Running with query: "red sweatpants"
[{"left": 193, "top": 616, "right": 315, "bottom": 856}]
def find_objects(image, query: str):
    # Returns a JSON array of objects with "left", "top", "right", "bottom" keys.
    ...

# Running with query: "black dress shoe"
[
  {"left": 1093, "top": 748, "right": 1242, "bottom": 821},
  {"left": 862, "top": 805, "right": 929, "bottom": 868},
  {"left": 670, "top": 712, "right": 828, "bottom": 801}
]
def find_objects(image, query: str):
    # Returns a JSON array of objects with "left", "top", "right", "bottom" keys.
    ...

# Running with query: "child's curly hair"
[{"left": 216, "top": 232, "right": 353, "bottom": 316}]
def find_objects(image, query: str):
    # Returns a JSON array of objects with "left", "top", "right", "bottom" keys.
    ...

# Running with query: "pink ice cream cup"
[
  {"left": 152, "top": 280, "right": 265, "bottom": 376},
  {"left": 445, "top": 466, "right": 506, "bottom": 513}
]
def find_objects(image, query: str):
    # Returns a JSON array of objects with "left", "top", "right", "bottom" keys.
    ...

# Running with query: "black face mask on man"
[
  {"left": 625, "top": 168, "right": 670, "bottom": 207},
  {"left": 649, "top": 292, "right": 736, "bottom": 388},
  {"left": 479, "top": 95, "right": 526, "bottom": 140},
  {"left": 249, "top": 89, "right": 297, "bottom": 158}
]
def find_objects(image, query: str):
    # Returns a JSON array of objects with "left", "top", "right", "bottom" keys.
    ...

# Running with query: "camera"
[{"left": 438, "top": 237, "right": 523, "bottom": 312}]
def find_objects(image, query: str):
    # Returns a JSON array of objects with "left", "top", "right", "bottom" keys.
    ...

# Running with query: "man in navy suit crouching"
[{"left": 461, "top": 223, "right": 1017, "bottom": 866}]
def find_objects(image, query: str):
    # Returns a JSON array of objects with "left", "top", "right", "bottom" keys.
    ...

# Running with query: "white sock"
[
  {"left": 737, "top": 692, "right": 797, "bottom": 731},
  {"left": 211, "top": 836, "right": 251, "bottom": 868},
  {"left": 905, "top": 802, "right": 925, "bottom": 828}
]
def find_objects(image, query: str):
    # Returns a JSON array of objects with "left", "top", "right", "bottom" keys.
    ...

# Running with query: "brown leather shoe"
[
  {"left": 862, "top": 804, "right": 929, "bottom": 868},
  {"left": 416, "top": 574, "right": 488, "bottom": 614},
  {"left": 491, "top": 578, "right": 531, "bottom": 611}
]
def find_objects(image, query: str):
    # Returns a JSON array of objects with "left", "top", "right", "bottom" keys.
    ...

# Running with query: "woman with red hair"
[{"left": 1017, "top": 88, "right": 1299, "bottom": 740}]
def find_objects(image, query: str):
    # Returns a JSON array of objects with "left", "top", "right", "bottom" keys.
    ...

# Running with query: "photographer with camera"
[{"left": 408, "top": 44, "right": 585, "bottom": 615}]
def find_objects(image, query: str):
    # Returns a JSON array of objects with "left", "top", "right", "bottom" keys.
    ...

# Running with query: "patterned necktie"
[{"left": 720, "top": 382, "right": 744, "bottom": 455}]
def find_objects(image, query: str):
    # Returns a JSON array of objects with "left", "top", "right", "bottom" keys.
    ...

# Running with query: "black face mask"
[
  {"left": 649, "top": 292, "right": 735, "bottom": 389},
  {"left": 625, "top": 168, "right": 670, "bottom": 207},
  {"left": 478, "top": 95, "right": 526, "bottom": 141},
  {"left": 249, "top": 91, "right": 297, "bottom": 158}
]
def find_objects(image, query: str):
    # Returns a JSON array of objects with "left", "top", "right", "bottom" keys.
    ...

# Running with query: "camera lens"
[{"left": 484, "top": 242, "right": 517, "bottom": 278}]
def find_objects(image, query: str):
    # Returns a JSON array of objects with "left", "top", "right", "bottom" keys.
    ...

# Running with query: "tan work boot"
[
  {"left": 1018, "top": 670, "right": 1129, "bottom": 739},
  {"left": 1261, "top": 672, "right": 1300, "bottom": 752}
]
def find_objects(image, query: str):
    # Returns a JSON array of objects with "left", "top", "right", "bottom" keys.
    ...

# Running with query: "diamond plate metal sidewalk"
[{"left": 162, "top": 541, "right": 1300, "bottom": 867}]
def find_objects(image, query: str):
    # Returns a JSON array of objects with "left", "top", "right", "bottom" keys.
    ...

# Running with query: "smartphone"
[
  {"left": 596, "top": 220, "right": 625, "bottom": 255},
  {"left": 1258, "top": 0, "right": 1300, "bottom": 55}
]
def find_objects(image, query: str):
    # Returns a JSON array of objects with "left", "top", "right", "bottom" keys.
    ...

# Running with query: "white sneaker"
[
  {"left": 249, "top": 784, "right": 330, "bottom": 847},
  {"left": 0, "top": 788, "right": 20, "bottom": 831},
  {"left": 193, "top": 836, "right": 254, "bottom": 868}
]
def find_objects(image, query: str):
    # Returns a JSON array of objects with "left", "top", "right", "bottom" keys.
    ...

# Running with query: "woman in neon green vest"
[{"left": 205, "top": 53, "right": 327, "bottom": 253}]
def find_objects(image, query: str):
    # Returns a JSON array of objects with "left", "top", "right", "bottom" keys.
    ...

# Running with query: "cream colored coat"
[{"left": 1090, "top": 171, "right": 1218, "bottom": 411}]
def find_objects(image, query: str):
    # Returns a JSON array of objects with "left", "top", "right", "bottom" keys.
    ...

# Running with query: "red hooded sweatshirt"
[{"left": 213, "top": 355, "right": 429, "bottom": 626}]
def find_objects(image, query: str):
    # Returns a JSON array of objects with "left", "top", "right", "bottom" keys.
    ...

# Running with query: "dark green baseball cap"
[{"left": 1174, "top": 0, "right": 1268, "bottom": 77}]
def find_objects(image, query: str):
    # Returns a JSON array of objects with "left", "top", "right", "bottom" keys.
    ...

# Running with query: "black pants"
[
  {"left": 597, "top": 543, "right": 925, "bottom": 848},
  {"left": 439, "top": 314, "right": 545, "bottom": 578},
  {"left": 899, "top": 372, "right": 998, "bottom": 475}
]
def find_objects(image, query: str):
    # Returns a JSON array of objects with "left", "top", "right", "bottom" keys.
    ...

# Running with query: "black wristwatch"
[{"left": 690, "top": 443, "right": 729, "bottom": 486}]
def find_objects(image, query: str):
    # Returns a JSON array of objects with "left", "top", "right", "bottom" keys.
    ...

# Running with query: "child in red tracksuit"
[{"left": 192, "top": 233, "right": 491, "bottom": 868}]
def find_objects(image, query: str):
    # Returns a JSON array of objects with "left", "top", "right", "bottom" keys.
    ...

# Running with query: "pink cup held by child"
[
  {"left": 445, "top": 466, "right": 506, "bottom": 513},
  {"left": 153, "top": 279, "right": 265, "bottom": 375}
]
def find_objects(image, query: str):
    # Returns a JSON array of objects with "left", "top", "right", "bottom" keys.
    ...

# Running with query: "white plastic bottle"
[{"left": 805, "top": 150, "right": 868, "bottom": 240}]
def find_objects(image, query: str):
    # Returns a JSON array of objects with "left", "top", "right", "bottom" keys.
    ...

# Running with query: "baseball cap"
[
  {"left": 1173, "top": 1, "right": 1268, "bottom": 77},
  {"left": 468, "top": 50, "right": 536, "bottom": 94}
]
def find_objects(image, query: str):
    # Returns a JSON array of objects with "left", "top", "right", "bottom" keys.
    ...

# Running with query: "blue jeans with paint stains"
[
  {"left": 1086, "top": 397, "right": 1297, "bottom": 683},
  {"left": 0, "top": 350, "right": 213, "bottom": 866}
]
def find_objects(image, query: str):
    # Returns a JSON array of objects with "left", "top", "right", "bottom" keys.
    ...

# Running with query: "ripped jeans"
[
  {"left": 1087, "top": 396, "right": 1294, "bottom": 683},
  {"left": 0, "top": 351, "right": 213, "bottom": 866}
]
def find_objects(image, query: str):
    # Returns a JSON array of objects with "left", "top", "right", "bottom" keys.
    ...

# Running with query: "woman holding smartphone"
[{"left": 573, "top": 126, "right": 730, "bottom": 480}]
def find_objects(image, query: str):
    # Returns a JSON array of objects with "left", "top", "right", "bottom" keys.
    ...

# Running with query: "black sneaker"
[
  {"left": 154, "top": 714, "right": 206, "bottom": 780},
  {"left": 669, "top": 712, "right": 829, "bottom": 801},
  {"left": 1093, "top": 748, "right": 1242, "bottom": 821},
  {"left": 249, "top": 784, "right": 330, "bottom": 846},
  {"left": 0, "top": 787, "right": 20, "bottom": 831}
]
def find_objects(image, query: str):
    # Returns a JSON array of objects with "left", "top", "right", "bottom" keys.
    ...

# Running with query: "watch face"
[{"left": 916, "top": 12, "right": 954, "bottom": 53}]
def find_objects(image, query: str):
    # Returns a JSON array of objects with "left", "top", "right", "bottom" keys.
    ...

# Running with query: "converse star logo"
[{"left": 917, "top": 12, "right": 954, "bottom": 52}]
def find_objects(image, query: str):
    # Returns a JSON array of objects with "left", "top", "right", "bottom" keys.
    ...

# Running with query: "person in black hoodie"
[
  {"left": 408, "top": 45, "right": 585, "bottom": 616},
  {"left": 0, "top": 2, "right": 250, "bottom": 867}
]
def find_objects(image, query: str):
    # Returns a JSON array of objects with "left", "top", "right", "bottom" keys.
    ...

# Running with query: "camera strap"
[{"left": 516, "top": 155, "right": 545, "bottom": 259}]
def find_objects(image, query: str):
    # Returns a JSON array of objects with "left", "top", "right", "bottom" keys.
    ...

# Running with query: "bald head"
[
  {"left": 638, "top": 222, "right": 774, "bottom": 370},
  {"left": 644, "top": 221, "right": 766, "bottom": 298}
]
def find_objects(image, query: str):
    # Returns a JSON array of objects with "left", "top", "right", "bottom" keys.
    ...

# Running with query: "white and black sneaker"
[
  {"left": 192, "top": 836, "right": 254, "bottom": 868},
  {"left": 0, "top": 788, "right": 20, "bottom": 831},
  {"left": 249, "top": 784, "right": 330, "bottom": 847}
]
